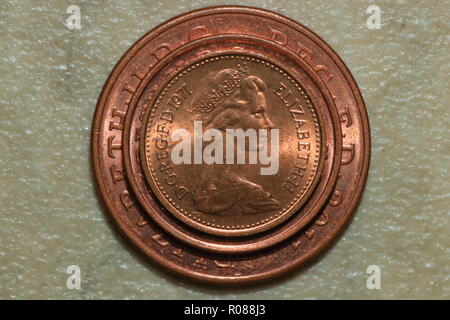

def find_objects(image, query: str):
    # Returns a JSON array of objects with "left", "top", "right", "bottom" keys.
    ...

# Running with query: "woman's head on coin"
[{"left": 190, "top": 65, "right": 274, "bottom": 130}]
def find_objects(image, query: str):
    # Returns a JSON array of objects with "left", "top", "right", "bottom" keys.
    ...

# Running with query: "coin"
[
  {"left": 123, "top": 38, "right": 342, "bottom": 255},
  {"left": 141, "top": 54, "right": 325, "bottom": 237},
  {"left": 91, "top": 6, "right": 370, "bottom": 284}
]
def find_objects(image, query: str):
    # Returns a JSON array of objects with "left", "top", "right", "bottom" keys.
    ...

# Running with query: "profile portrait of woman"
[{"left": 187, "top": 64, "right": 281, "bottom": 216}]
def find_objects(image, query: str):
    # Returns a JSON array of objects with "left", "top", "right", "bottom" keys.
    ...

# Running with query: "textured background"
[{"left": 0, "top": 0, "right": 449, "bottom": 299}]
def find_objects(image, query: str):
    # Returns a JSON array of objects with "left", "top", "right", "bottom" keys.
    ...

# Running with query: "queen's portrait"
[{"left": 187, "top": 63, "right": 281, "bottom": 216}]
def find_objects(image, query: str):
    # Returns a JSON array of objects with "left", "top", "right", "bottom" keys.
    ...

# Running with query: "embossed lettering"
[
  {"left": 137, "top": 215, "right": 149, "bottom": 227},
  {"left": 152, "top": 233, "right": 169, "bottom": 247},
  {"left": 296, "top": 42, "right": 313, "bottom": 63},
  {"left": 108, "top": 136, "right": 121, "bottom": 159},
  {"left": 270, "top": 28, "right": 288, "bottom": 46},
  {"left": 188, "top": 25, "right": 210, "bottom": 41},
  {"left": 120, "top": 190, "right": 135, "bottom": 210},
  {"left": 109, "top": 107, "right": 126, "bottom": 131},
  {"left": 150, "top": 43, "right": 172, "bottom": 62},
  {"left": 110, "top": 164, "right": 124, "bottom": 184},
  {"left": 341, "top": 143, "right": 355, "bottom": 165},
  {"left": 214, "top": 261, "right": 236, "bottom": 268},
  {"left": 329, "top": 190, "right": 342, "bottom": 207},
  {"left": 314, "top": 211, "right": 329, "bottom": 226},
  {"left": 295, "top": 43, "right": 333, "bottom": 83},
  {"left": 194, "top": 257, "right": 207, "bottom": 269},
  {"left": 291, "top": 239, "right": 301, "bottom": 250},
  {"left": 305, "top": 228, "right": 315, "bottom": 239},
  {"left": 314, "top": 65, "right": 333, "bottom": 83},
  {"left": 339, "top": 106, "right": 353, "bottom": 127},
  {"left": 172, "top": 248, "right": 184, "bottom": 258}
]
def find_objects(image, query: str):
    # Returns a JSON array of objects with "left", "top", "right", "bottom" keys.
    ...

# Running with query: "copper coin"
[
  {"left": 141, "top": 54, "right": 325, "bottom": 237},
  {"left": 123, "top": 38, "right": 342, "bottom": 255},
  {"left": 91, "top": 6, "right": 370, "bottom": 284}
]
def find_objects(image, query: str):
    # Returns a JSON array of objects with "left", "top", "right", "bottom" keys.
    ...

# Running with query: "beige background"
[{"left": 0, "top": 0, "right": 449, "bottom": 299}]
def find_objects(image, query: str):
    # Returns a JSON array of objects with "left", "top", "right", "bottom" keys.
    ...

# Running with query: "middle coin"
[{"left": 140, "top": 54, "right": 324, "bottom": 236}]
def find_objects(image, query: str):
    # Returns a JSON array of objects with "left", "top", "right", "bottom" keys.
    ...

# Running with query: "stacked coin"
[{"left": 91, "top": 6, "right": 370, "bottom": 284}]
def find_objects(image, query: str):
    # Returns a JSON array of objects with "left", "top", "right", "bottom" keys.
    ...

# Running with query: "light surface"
[{"left": 0, "top": 0, "right": 448, "bottom": 299}]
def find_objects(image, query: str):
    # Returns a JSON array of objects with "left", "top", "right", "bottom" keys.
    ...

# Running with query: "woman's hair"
[{"left": 189, "top": 63, "right": 266, "bottom": 126}]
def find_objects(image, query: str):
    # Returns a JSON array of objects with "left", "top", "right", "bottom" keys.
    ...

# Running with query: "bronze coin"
[
  {"left": 141, "top": 53, "right": 325, "bottom": 237},
  {"left": 91, "top": 6, "right": 370, "bottom": 284},
  {"left": 123, "top": 38, "right": 342, "bottom": 255}
]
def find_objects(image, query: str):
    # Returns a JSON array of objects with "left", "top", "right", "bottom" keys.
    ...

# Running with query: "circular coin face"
[
  {"left": 91, "top": 6, "right": 370, "bottom": 285},
  {"left": 141, "top": 53, "right": 324, "bottom": 236}
]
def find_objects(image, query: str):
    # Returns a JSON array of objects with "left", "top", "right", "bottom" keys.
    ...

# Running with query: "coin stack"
[{"left": 91, "top": 6, "right": 370, "bottom": 284}]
